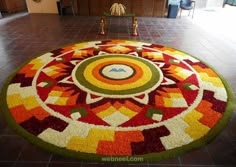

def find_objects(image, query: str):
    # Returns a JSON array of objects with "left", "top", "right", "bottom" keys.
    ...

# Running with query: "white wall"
[{"left": 207, "top": 0, "right": 224, "bottom": 7}]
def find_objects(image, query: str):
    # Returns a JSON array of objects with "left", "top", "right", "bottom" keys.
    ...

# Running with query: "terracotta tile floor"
[{"left": 0, "top": 6, "right": 236, "bottom": 167}]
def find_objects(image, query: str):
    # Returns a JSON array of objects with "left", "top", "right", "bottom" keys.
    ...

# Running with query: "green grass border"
[{"left": 0, "top": 40, "right": 235, "bottom": 163}]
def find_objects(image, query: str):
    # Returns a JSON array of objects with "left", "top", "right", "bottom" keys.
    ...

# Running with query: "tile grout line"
[
  {"left": 146, "top": 160, "right": 150, "bottom": 167},
  {"left": 0, "top": 160, "right": 53, "bottom": 163},
  {"left": 205, "top": 146, "right": 216, "bottom": 167},
  {"left": 178, "top": 156, "right": 183, "bottom": 167},
  {"left": 11, "top": 142, "right": 27, "bottom": 167},
  {"left": 181, "top": 165, "right": 218, "bottom": 167},
  {"left": 80, "top": 160, "right": 83, "bottom": 167},
  {"left": 46, "top": 154, "right": 53, "bottom": 167}
]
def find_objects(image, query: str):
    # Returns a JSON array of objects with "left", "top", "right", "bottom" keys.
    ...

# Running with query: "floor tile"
[
  {"left": 180, "top": 147, "right": 214, "bottom": 165},
  {"left": 48, "top": 162, "right": 83, "bottom": 167},
  {"left": 0, "top": 162, "right": 15, "bottom": 167},
  {"left": 17, "top": 143, "right": 51, "bottom": 162},
  {"left": 14, "top": 162, "right": 48, "bottom": 167},
  {"left": 207, "top": 136, "right": 236, "bottom": 166},
  {"left": 50, "top": 154, "right": 80, "bottom": 163},
  {"left": 0, "top": 136, "right": 26, "bottom": 161}
]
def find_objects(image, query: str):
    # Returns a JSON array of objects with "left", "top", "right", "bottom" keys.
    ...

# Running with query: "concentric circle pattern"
[
  {"left": 73, "top": 54, "right": 162, "bottom": 96},
  {"left": 2, "top": 40, "right": 234, "bottom": 161}
]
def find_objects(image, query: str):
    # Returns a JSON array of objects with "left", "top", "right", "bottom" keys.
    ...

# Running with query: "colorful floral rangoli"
[{"left": 1, "top": 40, "right": 235, "bottom": 161}]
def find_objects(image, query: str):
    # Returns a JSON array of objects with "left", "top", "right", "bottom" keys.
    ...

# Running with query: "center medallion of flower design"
[{"left": 72, "top": 55, "right": 162, "bottom": 97}]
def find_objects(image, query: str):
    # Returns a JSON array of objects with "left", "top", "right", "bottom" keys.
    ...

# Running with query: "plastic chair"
[
  {"left": 59, "top": 0, "right": 75, "bottom": 16},
  {"left": 179, "top": 0, "right": 196, "bottom": 18},
  {"left": 223, "top": 0, "right": 236, "bottom": 7}
]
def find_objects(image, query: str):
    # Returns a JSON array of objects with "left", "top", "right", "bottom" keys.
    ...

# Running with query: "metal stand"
[
  {"left": 132, "top": 17, "right": 138, "bottom": 36},
  {"left": 99, "top": 16, "right": 106, "bottom": 35},
  {"left": 99, "top": 15, "right": 138, "bottom": 36}
]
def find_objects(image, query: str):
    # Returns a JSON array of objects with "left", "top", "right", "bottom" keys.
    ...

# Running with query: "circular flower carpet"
[{"left": 1, "top": 40, "right": 235, "bottom": 162}]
